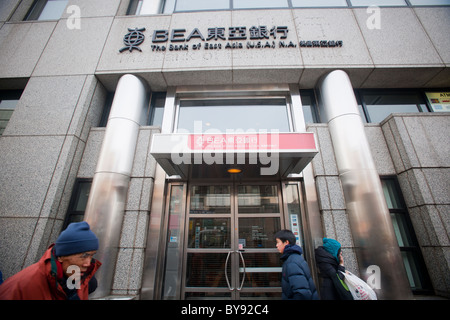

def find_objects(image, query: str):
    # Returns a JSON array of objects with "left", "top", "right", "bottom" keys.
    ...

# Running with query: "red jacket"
[{"left": 0, "top": 245, "right": 101, "bottom": 300}]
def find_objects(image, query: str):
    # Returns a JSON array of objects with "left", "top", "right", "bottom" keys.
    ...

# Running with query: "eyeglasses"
[{"left": 78, "top": 252, "right": 96, "bottom": 259}]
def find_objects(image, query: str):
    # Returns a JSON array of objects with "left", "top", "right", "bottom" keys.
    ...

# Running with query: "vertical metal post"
[
  {"left": 289, "top": 84, "right": 323, "bottom": 287},
  {"left": 84, "top": 74, "right": 147, "bottom": 298},
  {"left": 140, "top": 87, "right": 176, "bottom": 299},
  {"left": 317, "top": 70, "right": 412, "bottom": 299}
]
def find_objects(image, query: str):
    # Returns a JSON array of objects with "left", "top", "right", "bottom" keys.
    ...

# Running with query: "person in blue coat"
[{"left": 275, "top": 229, "right": 319, "bottom": 300}]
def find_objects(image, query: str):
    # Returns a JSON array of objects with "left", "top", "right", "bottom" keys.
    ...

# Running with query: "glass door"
[
  {"left": 182, "top": 183, "right": 284, "bottom": 300},
  {"left": 235, "top": 185, "right": 283, "bottom": 299},
  {"left": 183, "top": 184, "right": 234, "bottom": 299}
]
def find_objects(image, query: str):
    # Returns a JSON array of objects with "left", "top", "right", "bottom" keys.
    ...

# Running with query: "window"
[
  {"left": 64, "top": 179, "right": 92, "bottom": 229},
  {"left": 99, "top": 91, "right": 156, "bottom": 127},
  {"left": 98, "top": 92, "right": 114, "bottom": 127},
  {"left": 127, "top": 0, "right": 449, "bottom": 14},
  {"left": 176, "top": 98, "right": 290, "bottom": 133},
  {"left": 127, "top": 0, "right": 166, "bottom": 15},
  {"left": 233, "top": 0, "right": 289, "bottom": 9},
  {"left": 149, "top": 92, "right": 166, "bottom": 126},
  {"left": 350, "top": 0, "right": 406, "bottom": 6},
  {"left": 127, "top": 0, "right": 140, "bottom": 15},
  {"left": 409, "top": 0, "right": 450, "bottom": 5},
  {"left": 354, "top": 92, "right": 368, "bottom": 123},
  {"left": 175, "top": 0, "right": 229, "bottom": 12},
  {"left": 162, "top": 0, "right": 176, "bottom": 13},
  {"left": 308, "top": 89, "right": 437, "bottom": 123},
  {"left": 0, "top": 90, "right": 22, "bottom": 136},
  {"left": 359, "top": 90, "right": 429, "bottom": 123},
  {"left": 381, "top": 177, "right": 432, "bottom": 293},
  {"left": 25, "top": 0, "right": 68, "bottom": 21},
  {"left": 292, "top": 0, "right": 348, "bottom": 7},
  {"left": 300, "top": 90, "right": 319, "bottom": 124}
]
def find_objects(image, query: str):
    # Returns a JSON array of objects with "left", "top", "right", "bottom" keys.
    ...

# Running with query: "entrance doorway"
[{"left": 160, "top": 181, "right": 307, "bottom": 300}]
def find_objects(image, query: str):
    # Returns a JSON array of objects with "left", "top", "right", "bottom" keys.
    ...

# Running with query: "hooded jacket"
[
  {"left": 315, "top": 246, "right": 352, "bottom": 300},
  {"left": 0, "top": 244, "right": 101, "bottom": 300},
  {"left": 280, "top": 244, "right": 318, "bottom": 300}
]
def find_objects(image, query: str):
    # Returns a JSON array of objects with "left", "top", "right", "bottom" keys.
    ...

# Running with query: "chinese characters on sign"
[
  {"left": 187, "top": 133, "right": 317, "bottom": 151},
  {"left": 119, "top": 26, "right": 343, "bottom": 53},
  {"left": 152, "top": 26, "right": 288, "bottom": 42}
]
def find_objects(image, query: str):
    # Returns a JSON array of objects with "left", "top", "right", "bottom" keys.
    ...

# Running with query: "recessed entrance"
[
  {"left": 159, "top": 181, "right": 307, "bottom": 300},
  {"left": 147, "top": 85, "right": 319, "bottom": 300}
]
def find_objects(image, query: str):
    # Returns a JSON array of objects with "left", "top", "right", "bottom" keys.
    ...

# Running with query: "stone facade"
[{"left": 0, "top": 1, "right": 448, "bottom": 298}]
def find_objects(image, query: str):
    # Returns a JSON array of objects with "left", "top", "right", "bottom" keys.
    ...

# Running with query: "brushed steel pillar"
[
  {"left": 317, "top": 70, "right": 412, "bottom": 299},
  {"left": 84, "top": 74, "right": 147, "bottom": 298}
]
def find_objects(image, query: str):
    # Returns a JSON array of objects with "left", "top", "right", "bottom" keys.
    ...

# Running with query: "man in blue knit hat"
[{"left": 0, "top": 222, "right": 101, "bottom": 300}]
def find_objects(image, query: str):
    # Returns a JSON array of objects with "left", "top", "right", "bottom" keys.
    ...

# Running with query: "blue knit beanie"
[
  {"left": 322, "top": 238, "right": 341, "bottom": 262},
  {"left": 55, "top": 222, "right": 99, "bottom": 256}
]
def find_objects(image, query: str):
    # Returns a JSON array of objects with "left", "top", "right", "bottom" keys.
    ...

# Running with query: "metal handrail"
[
  {"left": 224, "top": 251, "right": 234, "bottom": 291},
  {"left": 237, "top": 250, "right": 246, "bottom": 291}
]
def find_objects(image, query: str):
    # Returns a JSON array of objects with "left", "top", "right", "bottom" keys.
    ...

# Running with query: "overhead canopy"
[{"left": 150, "top": 132, "right": 318, "bottom": 179}]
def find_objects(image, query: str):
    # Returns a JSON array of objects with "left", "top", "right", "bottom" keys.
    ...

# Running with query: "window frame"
[
  {"left": 349, "top": 0, "right": 407, "bottom": 7},
  {"left": 174, "top": 96, "right": 293, "bottom": 134},
  {"left": 407, "top": 0, "right": 450, "bottom": 6},
  {"left": 300, "top": 89, "right": 320, "bottom": 124},
  {"left": 25, "top": 0, "right": 68, "bottom": 21},
  {"left": 381, "top": 176, "right": 433, "bottom": 294},
  {"left": 292, "top": 0, "right": 349, "bottom": 8},
  {"left": 127, "top": 0, "right": 142, "bottom": 15},
  {"left": 356, "top": 89, "right": 432, "bottom": 123},
  {"left": 99, "top": 92, "right": 114, "bottom": 127},
  {"left": 126, "top": 0, "right": 450, "bottom": 15},
  {"left": 148, "top": 92, "right": 166, "bottom": 127},
  {"left": 99, "top": 91, "right": 156, "bottom": 127},
  {"left": 63, "top": 178, "right": 92, "bottom": 229},
  {"left": 0, "top": 89, "right": 23, "bottom": 136}
]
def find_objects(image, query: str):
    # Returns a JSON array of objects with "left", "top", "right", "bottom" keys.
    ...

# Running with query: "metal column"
[
  {"left": 317, "top": 70, "right": 412, "bottom": 299},
  {"left": 84, "top": 74, "right": 148, "bottom": 298}
]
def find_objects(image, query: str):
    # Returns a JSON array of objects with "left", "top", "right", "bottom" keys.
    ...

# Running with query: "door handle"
[
  {"left": 236, "top": 250, "right": 246, "bottom": 291},
  {"left": 224, "top": 251, "right": 234, "bottom": 291}
]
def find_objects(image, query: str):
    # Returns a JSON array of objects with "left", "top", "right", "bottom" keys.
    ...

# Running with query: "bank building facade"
[{"left": 0, "top": 0, "right": 449, "bottom": 300}]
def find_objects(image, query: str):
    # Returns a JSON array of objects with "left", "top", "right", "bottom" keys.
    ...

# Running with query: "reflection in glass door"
[
  {"left": 159, "top": 182, "right": 308, "bottom": 299},
  {"left": 235, "top": 185, "right": 283, "bottom": 299},
  {"left": 183, "top": 184, "right": 284, "bottom": 300},
  {"left": 184, "top": 185, "right": 233, "bottom": 299}
]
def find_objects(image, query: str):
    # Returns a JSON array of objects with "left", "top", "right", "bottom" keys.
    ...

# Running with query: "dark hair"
[{"left": 274, "top": 229, "right": 296, "bottom": 245}]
